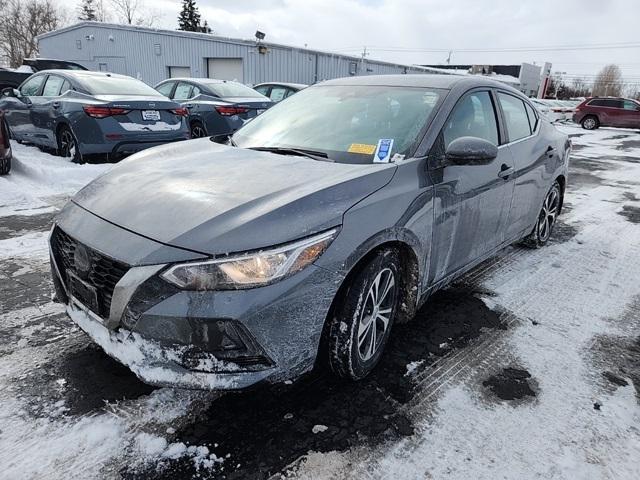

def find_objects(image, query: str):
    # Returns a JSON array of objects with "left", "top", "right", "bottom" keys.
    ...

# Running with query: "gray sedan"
[
  {"left": 49, "top": 75, "right": 570, "bottom": 390},
  {"left": 0, "top": 70, "right": 190, "bottom": 162},
  {"left": 155, "top": 78, "right": 273, "bottom": 139}
]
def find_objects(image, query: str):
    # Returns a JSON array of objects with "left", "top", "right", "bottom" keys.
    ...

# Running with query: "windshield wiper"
[{"left": 248, "top": 146, "right": 330, "bottom": 161}]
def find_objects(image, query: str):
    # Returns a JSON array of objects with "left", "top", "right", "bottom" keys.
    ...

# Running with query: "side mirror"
[
  {"left": 1, "top": 87, "right": 19, "bottom": 98},
  {"left": 445, "top": 136, "right": 498, "bottom": 165}
]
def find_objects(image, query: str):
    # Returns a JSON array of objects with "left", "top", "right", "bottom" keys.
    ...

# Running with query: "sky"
[{"left": 71, "top": 0, "right": 640, "bottom": 86}]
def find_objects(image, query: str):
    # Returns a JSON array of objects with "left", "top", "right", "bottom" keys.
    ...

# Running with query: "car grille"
[{"left": 50, "top": 226, "right": 129, "bottom": 319}]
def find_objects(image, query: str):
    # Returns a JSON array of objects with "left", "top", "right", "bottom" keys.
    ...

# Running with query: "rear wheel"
[
  {"left": 581, "top": 115, "right": 599, "bottom": 130},
  {"left": 57, "top": 125, "right": 83, "bottom": 164},
  {"left": 190, "top": 121, "right": 207, "bottom": 138},
  {"left": 522, "top": 181, "right": 561, "bottom": 248},
  {"left": 327, "top": 249, "right": 400, "bottom": 380}
]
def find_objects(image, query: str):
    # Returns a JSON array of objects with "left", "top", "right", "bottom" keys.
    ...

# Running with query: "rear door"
[
  {"left": 30, "top": 74, "right": 68, "bottom": 147},
  {"left": 497, "top": 91, "right": 550, "bottom": 240},
  {"left": 430, "top": 89, "right": 516, "bottom": 283}
]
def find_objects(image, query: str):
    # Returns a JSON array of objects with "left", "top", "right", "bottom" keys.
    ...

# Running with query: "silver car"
[{"left": 0, "top": 70, "right": 190, "bottom": 162}]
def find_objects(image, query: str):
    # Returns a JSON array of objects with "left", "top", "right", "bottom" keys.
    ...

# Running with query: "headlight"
[{"left": 161, "top": 229, "right": 337, "bottom": 290}]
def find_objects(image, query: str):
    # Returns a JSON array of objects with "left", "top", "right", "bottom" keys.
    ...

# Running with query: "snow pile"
[
  {"left": 135, "top": 432, "right": 224, "bottom": 469},
  {"left": 0, "top": 231, "right": 50, "bottom": 260},
  {"left": 0, "top": 141, "right": 110, "bottom": 216}
]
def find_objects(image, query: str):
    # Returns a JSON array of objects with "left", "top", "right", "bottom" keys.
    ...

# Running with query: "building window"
[
  {"left": 154, "top": 44, "right": 162, "bottom": 56},
  {"left": 76, "top": 39, "right": 82, "bottom": 49},
  {"left": 349, "top": 61, "right": 357, "bottom": 75},
  {"left": 99, "top": 63, "right": 108, "bottom": 71}
]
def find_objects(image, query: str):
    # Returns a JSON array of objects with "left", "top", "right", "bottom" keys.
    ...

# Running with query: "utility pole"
[
  {"left": 360, "top": 46, "right": 369, "bottom": 75},
  {"left": 446, "top": 50, "right": 453, "bottom": 65}
]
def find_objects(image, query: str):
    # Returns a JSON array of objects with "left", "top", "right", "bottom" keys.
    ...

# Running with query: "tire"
[
  {"left": 0, "top": 119, "right": 11, "bottom": 175},
  {"left": 190, "top": 121, "right": 207, "bottom": 138},
  {"left": 327, "top": 249, "right": 400, "bottom": 380},
  {"left": 0, "top": 151, "right": 10, "bottom": 175},
  {"left": 522, "top": 181, "right": 562, "bottom": 248},
  {"left": 581, "top": 115, "right": 599, "bottom": 130},
  {"left": 56, "top": 125, "right": 83, "bottom": 164}
]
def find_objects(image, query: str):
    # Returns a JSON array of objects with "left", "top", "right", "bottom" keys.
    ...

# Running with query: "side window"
[
  {"left": 42, "top": 75, "right": 65, "bottom": 96},
  {"left": 174, "top": 82, "right": 193, "bottom": 100},
  {"left": 192, "top": 86, "right": 201, "bottom": 97},
  {"left": 524, "top": 102, "right": 539, "bottom": 132},
  {"left": 623, "top": 100, "right": 639, "bottom": 111},
  {"left": 285, "top": 89, "right": 297, "bottom": 98},
  {"left": 497, "top": 92, "right": 532, "bottom": 142},
  {"left": 156, "top": 82, "right": 175, "bottom": 98},
  {"left": 269, "top": 86, "right": 287, "bottom": 102},
  {"left": 254, "top": 85, "right": 270, "bottom": 96},
  {"left": 20, "top": 75, "right": 46, "bottom": 96},
  {"left": 443, "top": 91, "right": 499, "bottom": 148},
  {"left": 59, "top": 80, "right": 72, "bottom": 95}
]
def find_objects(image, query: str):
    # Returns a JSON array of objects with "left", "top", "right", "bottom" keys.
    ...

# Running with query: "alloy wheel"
[
  {"left": 191, "top": 125, "right": 207, "bottom": 138},
  {"left": 357, "top": 268, "right": 396, "bottom": 362},
  {"left": 537, "top": 186, "right": 560, "bottom": 242},
  {"left": 583, "top": 117, "right": 596, "bottom": 130},
  {"left": 60, "top": 130, "right": 76, "bottom": 158}
]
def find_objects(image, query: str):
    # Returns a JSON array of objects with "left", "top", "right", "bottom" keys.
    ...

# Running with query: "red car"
[
  {"left": 573, "top": 97, "right": 640, "bottom": 130},
  {"left": 0, "top": 112, "right": 11, "bottom": 175}
]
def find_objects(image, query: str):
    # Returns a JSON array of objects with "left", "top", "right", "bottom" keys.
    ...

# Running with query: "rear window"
[
  {"left": 524, "top": 102, "right": 539, "bottom": 132},
  {"left": 79, "top": 76, "right": 162, "bottom": 96},
  {"left": 497, "top": 92, "right": 532, "bottom": 141},
  {"left": 203, "top": 81, "right": 265, "bottom": 98},
  {"left": 588, "top": 99, "right": 623, "bottom": 108}
]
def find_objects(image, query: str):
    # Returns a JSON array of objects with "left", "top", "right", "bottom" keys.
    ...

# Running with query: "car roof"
[
  {"left": 318, "top": 74, "right": 512, "bottom": 90},
  {"left": 159, "top": 77, "right": 243, "bottom": 85},
  {"left": 254, "top": 82, "right": 308, "bottom": 90},
  {"left": 34, "top": 69, "right": 135, "bottom": 81}
]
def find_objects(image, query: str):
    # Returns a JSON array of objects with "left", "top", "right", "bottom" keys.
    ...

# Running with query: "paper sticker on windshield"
[
  {"left": 373, "top": 139, "right": 394, "bottom": 163},
  {"left": 348, "top": 143, "right": 376, "bottom": 155}
]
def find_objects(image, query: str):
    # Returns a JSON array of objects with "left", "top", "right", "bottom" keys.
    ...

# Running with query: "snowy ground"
[{"left": 0, "top": 126, "right": 639, "bottom": 480}]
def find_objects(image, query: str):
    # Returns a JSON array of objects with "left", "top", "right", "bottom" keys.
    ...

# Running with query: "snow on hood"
[{"left": 72, "top": 138, "right": 396, "bottom": 255}]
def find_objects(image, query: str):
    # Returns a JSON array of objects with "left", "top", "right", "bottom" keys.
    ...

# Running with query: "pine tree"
[
  {"left": 199, "top": 20, "right": 212, "bottom": 34},
  {"left": 78, "top": 0, "right": 97, "bottom": 21},
  {"left": 177, "top": 0, "right": 202, "bottom": 32}
]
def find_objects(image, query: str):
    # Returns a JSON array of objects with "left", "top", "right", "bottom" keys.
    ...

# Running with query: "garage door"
[
  {"left": 207, "top": 58, "right": 243, "bottom": 82},
  {"left": 169, "top": 66, "right": 191, "bottom": 78}
]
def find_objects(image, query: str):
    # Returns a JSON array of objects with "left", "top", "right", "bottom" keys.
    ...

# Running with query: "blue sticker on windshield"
[{"left": 373, "top": 139, "right": 394, "bottom": 163}]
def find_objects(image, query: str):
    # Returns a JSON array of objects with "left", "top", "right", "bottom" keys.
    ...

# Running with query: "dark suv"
[{"left": 573, "top": 97, "right": 640, "bottom": 130}]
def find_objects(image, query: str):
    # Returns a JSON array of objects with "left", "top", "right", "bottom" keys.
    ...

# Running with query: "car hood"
[{"left": 72, "top": 138, "right": 396, "bottom": 256}]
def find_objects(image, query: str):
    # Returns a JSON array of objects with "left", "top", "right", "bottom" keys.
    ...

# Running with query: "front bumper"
[{"left": 49, "top": 217, "right": 342, "bottom": 390}]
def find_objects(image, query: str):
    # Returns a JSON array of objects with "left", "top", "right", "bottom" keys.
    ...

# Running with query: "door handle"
[
  {"left": 52, "top": 102, "right": 60, "bottom": 109},
  {"left": 498, "top": 164, "right": 515, "bottom": 179}
]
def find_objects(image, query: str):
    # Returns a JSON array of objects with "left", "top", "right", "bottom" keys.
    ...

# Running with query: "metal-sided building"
[{"left": 37, "top": 22, "right": 445, "bottom": 86}]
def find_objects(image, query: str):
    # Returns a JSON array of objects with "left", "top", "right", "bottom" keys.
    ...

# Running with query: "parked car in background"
[
  {"left": 0, "top": 70, "right": 190, "bottom": 163},
  {"left": 573, "top": 97, "right": 640, "bottom": 130},
  {"left": 0, "top": 58, "right": 87, "bottom": 91},
  {"left": 531, "top": 99, "right": 571, "bottom": 123},
  {"left": 253, "top": 82, "right": 307, "bottom": 102},
  {"left": 49, "top": 75, "right": 570, "bottom": 390},
  {"left": 154, "top": 78, "right": 273, "bottom": 138},
  {"left": 0, "top": 112, "right": 12, "bottom": 175}
]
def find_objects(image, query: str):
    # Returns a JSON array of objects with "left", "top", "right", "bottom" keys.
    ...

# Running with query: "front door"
[
  {"left": 4, "top": 74, "right": 46, "bottom": 141},
  {"left": 429, "top": 89, "right": 515, "bottom": 284}
]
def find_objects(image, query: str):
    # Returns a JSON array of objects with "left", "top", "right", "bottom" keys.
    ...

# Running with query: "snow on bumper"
[{"left": 67, "top": 304, "right": 273, "bottom": 390}]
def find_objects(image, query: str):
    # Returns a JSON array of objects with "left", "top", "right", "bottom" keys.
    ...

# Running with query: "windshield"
[
  {"left": 233, "top": 85, "right": 444, "bottom": 163},
  {"left": 202, "top": 81, "right": 265, "bottom": 98},
  {"left": 80, "top": 76, "right": 162, "bottom": 96}
]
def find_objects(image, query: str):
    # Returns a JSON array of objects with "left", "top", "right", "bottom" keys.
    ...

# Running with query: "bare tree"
[
  {"left": 592, "top": 64, "right": 623, "bottom": 97},
  {"left": 0, "top": 0, "right": 62, "bottom": 67},
  {"left": 109, "top": 0, "right": 161, "bottom": 26}
]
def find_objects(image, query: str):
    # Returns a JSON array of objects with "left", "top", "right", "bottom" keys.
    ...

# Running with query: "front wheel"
[
  {"left": 56, "top": 125, "right": 83, "bottom": 164},
  {"left": 522, "top": 181, "right": 561, "bottom": 248},
  {"left": 327, "top": 249, "right": 400, "bottom": 380}
]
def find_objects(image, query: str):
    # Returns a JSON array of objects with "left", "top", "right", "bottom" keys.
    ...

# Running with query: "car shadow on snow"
[{"left": 121, "top": 285, "right": 508, "bottom": 480}]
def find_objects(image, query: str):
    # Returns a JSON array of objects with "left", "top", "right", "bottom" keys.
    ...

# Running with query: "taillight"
[
  {"left": 171, "top": 107, "right": 189, "bottom": 116},
  {"left": 215, "top": 105, "right": 249, "bottom": 116},
  {"left": 83, "top": 106, "right": 130, "bottom": 118},
  {"left": 551, "top": 108, "right": 563, "bottom": 113}
]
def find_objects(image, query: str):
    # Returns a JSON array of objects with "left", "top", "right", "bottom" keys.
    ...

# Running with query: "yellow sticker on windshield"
[{"left": 348, "top": 143, "right": 376, "bottom": 155}]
